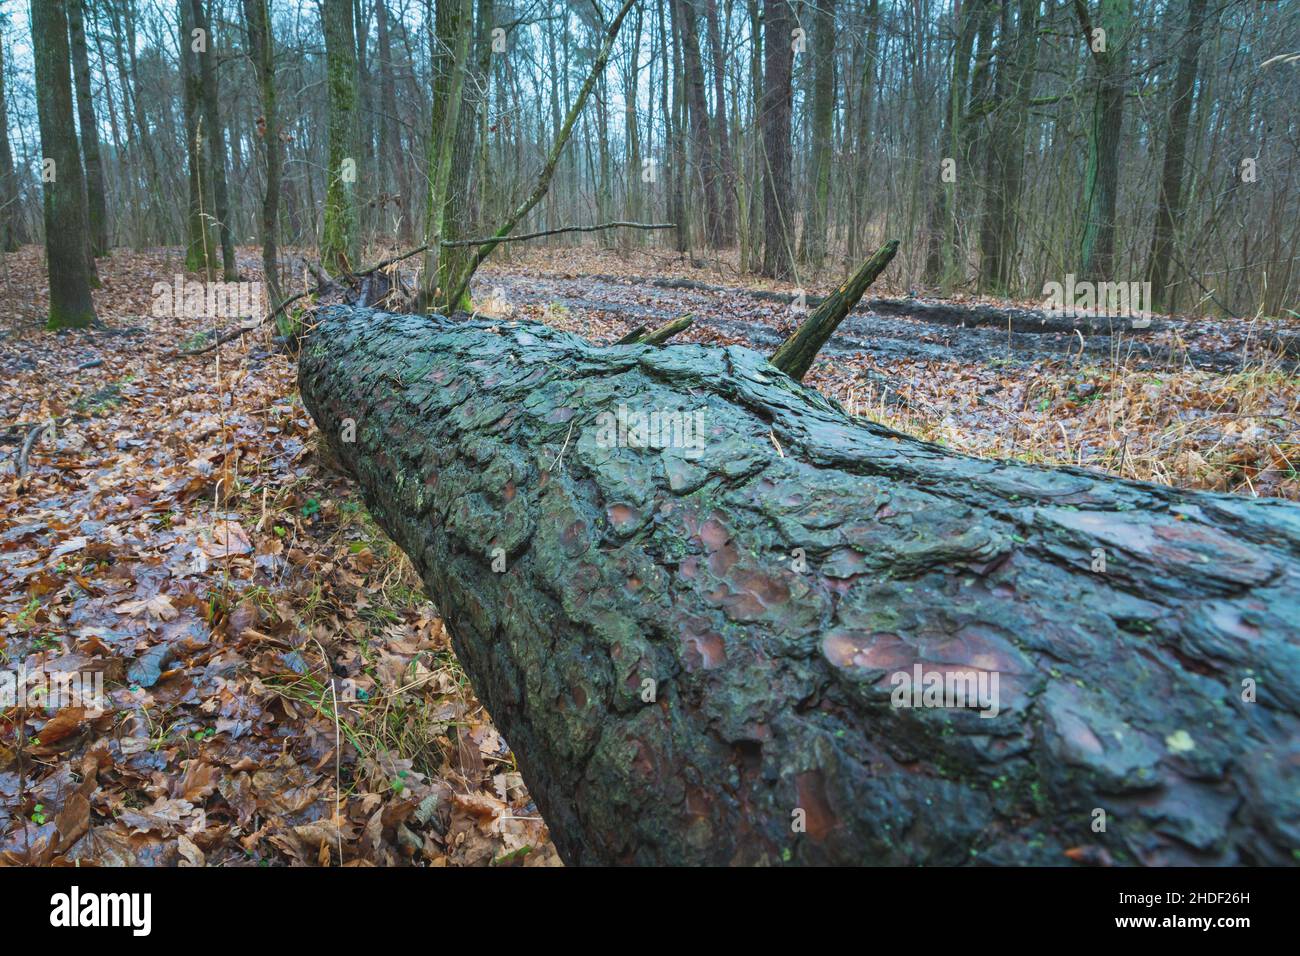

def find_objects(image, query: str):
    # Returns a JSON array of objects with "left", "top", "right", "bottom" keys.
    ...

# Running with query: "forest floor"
[{"left": 1, "top": 243, "right": 1297, "bottom": 866}]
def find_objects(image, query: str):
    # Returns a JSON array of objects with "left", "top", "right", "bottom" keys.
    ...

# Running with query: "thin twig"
[{"left": 170, "top": 289, "right": 313, "bottom": 358}]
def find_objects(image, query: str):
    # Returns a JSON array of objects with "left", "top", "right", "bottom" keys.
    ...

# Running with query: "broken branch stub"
[{"left": 770, "top": 239, "right": 901, "bottom": 381}]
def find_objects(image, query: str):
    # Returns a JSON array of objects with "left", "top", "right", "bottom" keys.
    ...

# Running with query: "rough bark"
[
  {"left": 301, "top": 305, "right": 1300, "bottom": 866},
  {"left": 31, "top": 0, "right": 97, "bottom": 329}
]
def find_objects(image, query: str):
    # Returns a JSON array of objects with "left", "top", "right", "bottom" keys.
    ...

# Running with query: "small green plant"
[
  {"left": 14, "top": 598, "right": 41, "bottom": 631},
  {"left": 31, "top": 804, "right": 46, "bottom": 825}
]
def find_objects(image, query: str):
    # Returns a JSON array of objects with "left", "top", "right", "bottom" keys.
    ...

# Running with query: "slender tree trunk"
[
  {"left": 979, "top": 0, "right": 1040, "bottom": 293},
  {"left": 190, "top": 0, "right": 238, "bottom": 280},
  {"left": 623, "top": 5, "right": 644, "bottom": 247},
  {"left": 417, "top": 0, "right": 473, "bottom": 312},
  {"left": 1145, "top": 0, "right": 1208, "bottom": 313},
  {"left": 668, "top": 0, "right": 690, "bottom": 251},
  {"left": 1076, "top": 0, "right": 1132, "bottom": 281},
  {"left": 743, "top": 0, "right": 764, "bottom": 269},
  {"left": 375, "top": 0, "right": 402, "bottom": 234},
  {"left": 848, "top": 0, "right": 880, "bottom": 262},
  {"left": 924, "top": 0, "right": 982, "bottom": 285},
  {"left": 442, "top": 0, "right": 639, "bottom": 310},
  {"left": 0, "top": 37, "right": 29, "bottom": 251},
  {"left": 433, "top": 0, "right": 490, "bottom": 313},
  {"left": 354, "top": 0, "right": 375, "bottom": 238},
  {"left": 67, "top": 0, "right": 108, "bottom": 258},
  {"left": 112, "top": 0, "right": 167, "bottom": 244},
  {"left": 31, "top": 0, "right": 96, "bottom": 329},
  {"left": 674, "top": 0, "right": 721, "bottom": 246},
  {"left": 799, "top": 0, "right": 836, "bottom": 269},
  {"left": 323, "top": 0, "right": 361, "bottom": 274},
  {"left": 180, "top": 0, "right": 217, "bottom": 276},
  {"left": 243, "top": 0, "right": 283, "bottom": 305},
  {"left": 761, "top": 0, "right": 795, "bottom": 279},
  {"left": 704, "top": 0, "right": 736, "bottom": 246}
]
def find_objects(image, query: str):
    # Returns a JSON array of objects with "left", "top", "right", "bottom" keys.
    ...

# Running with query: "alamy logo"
[
  {"left": 152, "top": 276, "right": 266, "bottom": 319},
  {"left": 594, "top": 404, "right": 707, "bottom": 459},
  {"left": 1042, "top": 274, "right": 1152, "bottom": 327},
  {"left": 50, "top": 886, "right": 151, "bottom": 936},
  {"left": 1, "top": 667, "right": 105, "bottom": 712},
  {"left": 890, "top": 663, "right": 1001, "bottom": 718}
]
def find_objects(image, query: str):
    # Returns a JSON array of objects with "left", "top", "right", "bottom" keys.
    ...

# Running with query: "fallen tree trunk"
[{"left": 300, "top": 306, "right": 1300, "bottom": 866}]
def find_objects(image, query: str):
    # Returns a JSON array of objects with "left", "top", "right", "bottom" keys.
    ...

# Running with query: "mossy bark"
[
  {"left": 302, "top": 306, "right": 1300, "bottom": 866},
  {"left": 322, "top": 0, "right": 360, "bottom": 274}
]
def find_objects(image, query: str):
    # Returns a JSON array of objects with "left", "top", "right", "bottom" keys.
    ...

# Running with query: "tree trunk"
[
  {"left": 67, "top": 0, "right": 109, "bottom": 258},
  {"left": 923, "top": 0, "right": 982, "bottom": 286},
  {"left": 190, "top": 0, "right": 238, "bottom": 281},
  {"left": 1145, "top": 0, "right": 1208, "bottom": 313},
  {"left": 322, "top": 0, "right": 360, "bottom": 274},
  {"left": 418, "top": 0, "right": 474, "bottom": 312},
  {"left": 623, "top": 4, "right": 644, "bottom": 248},
  {"left": 31, "top": 0, "right": 97, "bottom": 329},
  {"left": 799, "top": 0, "right": 836, "bottom": 270},
  {"left": 179, "top": 0, "right": 217, "bottom": 276},
  {"left": 375, "top": 0, "right": 402, "bottom": 234},
  {"left": 741, "top": 0, "right": 763, "bottom": 270},
  {"left": 0, "top": 37, "right": 29, "bottom": 251},
  {"left": 440, "top": 0, "right": 639, "bottom": 313},
  {"left": 242, "top": 0, "right": 283, "bottom": 305},
  {"left": 704, "top": 0, "right": 736, "bottom": 247},
  {"left": 674, "top": 0, "right": 721, "bottom": 247},
  {"left": 979, "top": 0, "right": 1039, "bottom": 293},
  {"left": 847, "top": 0, "right": 879, "bottom": 263},
  {"left": 437, "top": 0, "right": 494, "bottom": 311},
  {"left": 300, "top": 305, "right": 1300, "bottom": 866},
  {"left": 110, "top": 0, "right": 167, "bottom": 245},
  {"left": 761, "top": 0, "right": 795, "bottom": 279},
  {"left": 1076, "top": 0, "right": 1132, "bottom": 281},
  {"left": 667, "top": 0, "right": 689, "bottom": 252}
]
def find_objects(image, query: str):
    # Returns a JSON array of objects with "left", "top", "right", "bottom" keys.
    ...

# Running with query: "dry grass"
[{"left": 836, "top": 349, "right": 1300, "bottom": 499}]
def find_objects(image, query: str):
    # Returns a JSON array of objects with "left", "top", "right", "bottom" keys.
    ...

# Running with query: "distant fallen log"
[
  {"left": 594, "top": 273, "right": 1175, "bottom": 335},
  {"left": 300, "top": 305, "right": 1300, "bottom": 866}
]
